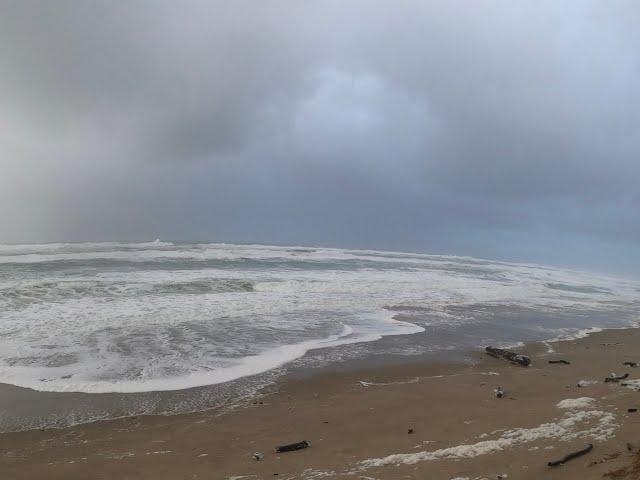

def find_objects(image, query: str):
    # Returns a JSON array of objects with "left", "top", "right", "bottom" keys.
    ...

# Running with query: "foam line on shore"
[
  {"left": 360, "top": 401, "right": 616, "bottom": 468},
  {"left": 0, "top": 313, "right": 423, "bottom": 394}
]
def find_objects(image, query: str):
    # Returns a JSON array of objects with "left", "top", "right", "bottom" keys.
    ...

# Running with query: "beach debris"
[
  {"left": 548, "top": 359, "right": 571, "bottom": 365},
  {"left": 605, "top": 372, "right": 629, "bottom": 383},
  {"left": 496, "top": 475, "right": 508, "bottom": 479},
  {"left": 628, "top": 408, "right": 638, "bottom": 413},
  {"left": 623, "top": 361, "right": 638, "bottom": 367},
  {"left": 275, "top": 440, "right": 311, "bottom": 453},
  {"left": 407, "top": 428, "right": 414, "bottom": 434},
  {"left": 495, "top": 386, "right": 505, "bottom": 398},
  {"left": 252, "top": 452, "right": 264, "bottom": 461},
  {"left": 548, "top": 443, "right": 593, "bottom": 467},
  {"left": 485, "top": 347, "right": 531, "bottom": 367}
]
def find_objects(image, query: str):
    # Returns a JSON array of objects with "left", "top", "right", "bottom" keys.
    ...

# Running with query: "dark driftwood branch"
[
  {"left": 605, "top": 373, "right": 629, "bottom": 382},
  {"left": 548, "top": 360, "right": 571, "bottom": 365},
  {"left": 548, "top": 444, "right": 593, "bottom": 467},
  {"left": 485, "top": 347, "right": 531, "bottom": 367},
  {"left": 275, "top": 440, "right": 311, "bottom": 453}
]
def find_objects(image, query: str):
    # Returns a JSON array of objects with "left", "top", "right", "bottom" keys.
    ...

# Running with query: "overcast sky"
[{"left": 1, "top": 1, "right": 639, "bottom": 274}]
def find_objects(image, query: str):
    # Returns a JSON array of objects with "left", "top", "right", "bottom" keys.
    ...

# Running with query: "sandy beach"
[
  {"left": 2, "top": 327, "right": 640, "bottom": 479},
  {"left": 4, "top": 1, "right": 640, "bottom": 478}
]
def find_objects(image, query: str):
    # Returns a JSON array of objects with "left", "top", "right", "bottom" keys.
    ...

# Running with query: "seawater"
[{"left": 0, "top": 242, "right": 638, "bottom": 430}]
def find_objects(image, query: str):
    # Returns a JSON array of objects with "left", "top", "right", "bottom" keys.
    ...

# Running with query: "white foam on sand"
[
  {"left": 542, "top": 341, "right": 555, "bottom": 353},
  {"left": 546, "top": 327, "right": 604, "bottom": 344},
  {"left": 301, "top": 468, "right": 338, "bottom": 479},
  {"left": 577, "top": 380, "right": 599, "bottom": 387},
  {"left": 358, "top": 376, "right": 428, "bottom": 388},
  {"left": 622, "top": 379, "right": 640, "bottom": 390},
  {"left": 360, "top": 400, "right": 616, "bottom": 468},
  {"left": 556, "top": 397, "right": 595, "bottom": 409}
]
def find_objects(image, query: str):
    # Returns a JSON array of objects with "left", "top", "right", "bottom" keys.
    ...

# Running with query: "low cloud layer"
[{"left": 1, "top": 1, "right": 639, "bottom": 273}]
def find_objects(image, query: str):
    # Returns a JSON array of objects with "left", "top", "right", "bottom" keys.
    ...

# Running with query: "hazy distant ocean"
[{"left": 0, "top": 241, "right": 638, "bottom": 431}]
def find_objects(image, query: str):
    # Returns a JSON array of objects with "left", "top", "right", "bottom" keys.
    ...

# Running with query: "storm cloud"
[{"left": 1, "top": 1, "right": 639, "bottom": 273}]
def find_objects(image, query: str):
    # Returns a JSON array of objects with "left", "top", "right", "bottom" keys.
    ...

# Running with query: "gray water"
[{"left": 0, "top": 242, "right": 638, "bottom": 431}]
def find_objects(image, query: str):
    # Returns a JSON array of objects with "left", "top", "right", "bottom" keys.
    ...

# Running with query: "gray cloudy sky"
[{"left": 1, "top": 1, "right": 639, "bottom": 274}]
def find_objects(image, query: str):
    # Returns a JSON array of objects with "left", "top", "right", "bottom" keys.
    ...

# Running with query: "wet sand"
[{"left": 3, "top": 328, "right": 640, "bottom": 479}]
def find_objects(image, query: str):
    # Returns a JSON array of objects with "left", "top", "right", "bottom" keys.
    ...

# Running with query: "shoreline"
[
  {"left": 0, "top": 318, "right": 621, "bottom": 435},
  {"left": 4, "top": 326, "right": 640, "bottom": 478}
]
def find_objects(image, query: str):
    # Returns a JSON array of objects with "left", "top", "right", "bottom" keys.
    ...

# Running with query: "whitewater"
[{"left": 0, "top": 241, "right": 638, "bottom": 395}]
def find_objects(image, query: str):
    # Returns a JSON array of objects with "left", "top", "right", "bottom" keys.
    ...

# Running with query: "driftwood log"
[
  {"left": 485, "top": 347, "right": 531, "bottom": 367},
  {"left": 605, "top": 373, "right": 629, "bottom": 383},
  {"left": 548, "top": 360, "right": 571, "bottom": 365},
  {"left": 548, "top": 444, "right": 593, "bottom": 467},
  {"left": 275, "top": 440, "right": 311, "bottom": 453}
]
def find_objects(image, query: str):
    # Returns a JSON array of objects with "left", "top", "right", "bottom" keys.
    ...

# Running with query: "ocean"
[{"left": 0, "top": 241, "right": 638, "bottom": 431}]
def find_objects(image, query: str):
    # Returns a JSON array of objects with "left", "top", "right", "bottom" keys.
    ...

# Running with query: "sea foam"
[
  {"left": 0, "top": 242, "right": 638, "bottom": 394},
  {"left": 361, "top": 400, "right": 616, "bottom": 468}
]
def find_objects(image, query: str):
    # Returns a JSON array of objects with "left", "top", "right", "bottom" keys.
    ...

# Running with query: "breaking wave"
[{"left": 0, "top": 242, "right": 638, "bottom": 395}]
